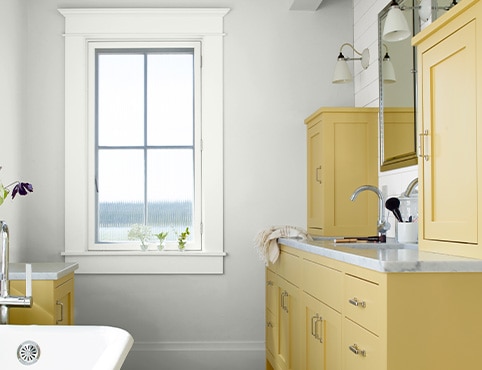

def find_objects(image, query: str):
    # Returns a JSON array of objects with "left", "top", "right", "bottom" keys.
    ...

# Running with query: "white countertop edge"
[
  {"left": 279, "top": 238, "right": 482, "bottom": 273},
  {"left": 8, "top": 262, "right": 79, "bottom": 280}
]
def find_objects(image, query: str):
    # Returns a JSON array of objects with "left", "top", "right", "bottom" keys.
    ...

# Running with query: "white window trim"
[{"left": 60, "top": 8, "right": 229, "bottom": 274}]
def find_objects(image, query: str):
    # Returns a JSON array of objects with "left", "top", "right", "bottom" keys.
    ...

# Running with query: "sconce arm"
[{"left": 338, "top": 43, "right": 370, "bottom": 69}]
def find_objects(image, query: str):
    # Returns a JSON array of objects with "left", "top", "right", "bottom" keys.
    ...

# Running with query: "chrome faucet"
[
  {"left": 350, "top": 185, "right": 390, "bottom": 240},
  {"left": 1, "top": 221, "right": 32, "bottom": 324},
  {"left": 402, "top": 178, "right": 418, "bottom": 197}
]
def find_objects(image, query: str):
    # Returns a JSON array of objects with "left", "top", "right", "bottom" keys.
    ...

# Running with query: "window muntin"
[{"left": 93, "top": 46, "right": 201, "bottom": 251}]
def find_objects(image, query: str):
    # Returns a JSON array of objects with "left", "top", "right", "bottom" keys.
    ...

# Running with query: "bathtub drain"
[{"left": 17, "top": 341, "right": 41, "bottom": 365}]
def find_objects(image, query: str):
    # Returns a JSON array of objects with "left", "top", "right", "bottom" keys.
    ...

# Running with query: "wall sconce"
[
  {"left": 419, "top": 0, "right": 458, "bottom": 22},
  {"left": 385, "top": 0, "right": 458, "bottom": 40},
  {"left": 382, "top": 44, "right": 396, "bottom": 84},
  {"left": 382, "top": 0, "right": 410, "bottom": 42},
  {"left": 332, "top": 43, "right": 370, "bottom": 84}
]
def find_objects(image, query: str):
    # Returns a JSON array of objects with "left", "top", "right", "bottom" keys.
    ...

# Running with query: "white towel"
[{"left": 254, "top": 226, "right": 312, "bottom": 265}]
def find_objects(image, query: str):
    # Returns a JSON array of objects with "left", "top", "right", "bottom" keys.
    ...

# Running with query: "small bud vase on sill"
[
  {"left": 177, "top": 227, "right": 190, "bottom": 252},
  {"left": 155, "top": 232, "right": 168, "bottom": 251},
  {"left": 128, "top": 224, "right": 152, "bottom": 252}
]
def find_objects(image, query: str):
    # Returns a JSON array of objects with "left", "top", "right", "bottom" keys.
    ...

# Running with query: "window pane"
[
  {"left": 147, "top": 149, "right": 194, "bottom": 239},
  {"left": 97, "top": 149, "right": 144, "bottom": 242},
  {"left": 147, "top": 53, "right": 194, "bottom": 146},
  {"left": 98, "top": 54, "right": 145, "bottom": 146},
  {"left": 95, "top": 48, "right": 197, "bottom": 248}
]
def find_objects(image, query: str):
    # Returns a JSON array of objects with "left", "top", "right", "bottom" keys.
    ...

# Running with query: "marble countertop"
[
  {"left": 280, "top": 237, "right": 482, "bottom": 273},
  {"left": 7, "top": 262, "right": 79, "bottom": 280}
]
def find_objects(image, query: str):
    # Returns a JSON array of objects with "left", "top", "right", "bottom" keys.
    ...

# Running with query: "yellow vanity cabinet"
[
  {"left": 265, "top": 244, "right": 482, "bottom": 370},
  {"left": 305, "top": 107, "right": 378, "bottom": 237},
  {"left": 413, "top": 0, "right": 482, "bottom": 258},
  {"left": 8, "top": 265, "right": 76, "bottom": 325}
]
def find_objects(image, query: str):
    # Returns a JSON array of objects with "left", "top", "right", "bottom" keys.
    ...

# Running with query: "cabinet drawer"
[
  {"left": 303, "top": 259, "right": 342, "bottom": 312},
  {"left": 276, "top": 250, "right": 302, "bottom": 287},
  {"left": 343, "top": 319, "right": 381, "bottom": 370},
  {"left": 344, "top": 274, "right": 381, "bottom": 334}
]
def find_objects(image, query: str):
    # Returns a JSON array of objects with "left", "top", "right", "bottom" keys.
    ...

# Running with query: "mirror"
[{"left": 378, "top": 0, "right": 418, "bottom": 171}]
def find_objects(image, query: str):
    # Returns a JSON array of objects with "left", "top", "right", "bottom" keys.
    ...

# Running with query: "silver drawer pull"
[
  {"left": 418, "top": 129, "right": 430, "bottom": 161},
  {"left": 349, "top": 297, "right": 366, "bottom": 308},
  {"left": 349, "top": 344, "right": 366, "bottom": 357},
  {"left": 315, "top": 166, "right": 322, "bottom": 184},
  {"left": 280, "top": 291, "right": 289, "bottom": 313},
  {"left": 56, "top": 301, "right": 64, "bottom": 324},
  {"left": 311, "top": 314, "right": 319, "bottom": 337}
]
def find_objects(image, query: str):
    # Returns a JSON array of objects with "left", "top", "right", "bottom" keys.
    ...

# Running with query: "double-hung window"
[
  {"left": 60, "top": 8, "right": 229, "bottom": 274},
  {"left": 95, "top": 45, "right": 201, "bottom": 251}
]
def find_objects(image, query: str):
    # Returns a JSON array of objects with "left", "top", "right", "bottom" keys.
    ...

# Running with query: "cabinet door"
[
  {"left": 420, "top": 19, "right": 477, "bottom": 244},
  {"left": 307, "top": 121, "right": 324, "bottom": 235},
  {"left": 306, "top": 109, "right": 378, "bottom": 237},
  {"left": 302, "top": 293, "right": 341, "bottom": 370},
  {"left": 54, "top": 277, "right": 74, "bottom": 325},
  {"left": 277, "top": 277, "right": 300, "bottom": 370},
  {"left": 324, "top": 113, "right": 378, "bottom": 236},
  {"left": 266, "top": 269, "right": 279, "bottom": 366}
]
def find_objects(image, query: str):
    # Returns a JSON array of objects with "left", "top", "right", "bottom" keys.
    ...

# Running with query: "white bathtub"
[{"left": 0, "top": 325, "right": 134, "bottom": 370}]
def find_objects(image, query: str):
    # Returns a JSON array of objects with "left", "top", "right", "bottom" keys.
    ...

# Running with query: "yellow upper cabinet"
[
  {"left": 413, "top": 0, "right": 482, "bottom": 258},
  {"left": 305, "top": 107, "right": 378, "bottom": 237}
]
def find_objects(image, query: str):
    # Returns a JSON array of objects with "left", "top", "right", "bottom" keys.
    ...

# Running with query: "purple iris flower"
[{"left": 11, "top": 182, "right": 34, "bottom": 199}]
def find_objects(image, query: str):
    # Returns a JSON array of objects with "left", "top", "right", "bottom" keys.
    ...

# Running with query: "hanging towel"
[{"left": 254, "top": 226, "right": 312, "bottom": 266}]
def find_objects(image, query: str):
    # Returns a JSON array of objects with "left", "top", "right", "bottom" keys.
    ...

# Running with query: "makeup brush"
[{"left": 385, "top": 197, "right": 403, "bottom": 222}]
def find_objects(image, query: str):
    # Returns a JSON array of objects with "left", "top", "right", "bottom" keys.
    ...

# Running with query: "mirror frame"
[{"left": 378, "top": 0, "right": 418, "bottom": 172}]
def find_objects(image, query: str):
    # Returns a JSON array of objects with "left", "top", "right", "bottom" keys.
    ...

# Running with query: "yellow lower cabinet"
[
  {"left": 267, "top": 244, "right": 482, "bottom": 370},
  {"left": 9, "top": 273, "right": 75, "bottom": 325},
  {"left": 302, "top": 292, "right": 341, "bottom": 370}
]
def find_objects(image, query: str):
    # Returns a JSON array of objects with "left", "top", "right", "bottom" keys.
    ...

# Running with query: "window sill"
[{"left": 62, "top": 251, "right": 226, "bottom": 274}]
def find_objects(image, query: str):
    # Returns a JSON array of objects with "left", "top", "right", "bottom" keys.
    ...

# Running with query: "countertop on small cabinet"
[
  {"left": 280, "top": 237, "right": 482, "bottom": 273},
  {"left": 8, "top": 262, "right": 79, "bottom": 280}
]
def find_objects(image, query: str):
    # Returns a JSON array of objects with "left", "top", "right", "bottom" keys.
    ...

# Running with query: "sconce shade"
[
  {"left": 383, "top": 3, "right": 410, "bottom": 42},
  {"left": 383, "top": 53, "right": 396, "bottom": 83},
  {"left": 332, "top": 53, "right": 352, "bottom": 84},
  {"left": 331, "top": 45, "right": 369, "bottom": 84}
]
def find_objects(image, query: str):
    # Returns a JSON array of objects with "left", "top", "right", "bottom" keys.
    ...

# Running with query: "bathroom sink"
[
  {"left": 311, "top": 235, "right": 412, "bottom": 249},
  {"left": 0, "top": 325, "right": 133, "bottom": 370}
]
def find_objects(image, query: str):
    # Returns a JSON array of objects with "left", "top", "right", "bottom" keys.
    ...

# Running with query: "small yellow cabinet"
[
  {"left": 413, "top": 0, "right": 482, "bottom": 258},
  {"left": 9, "top": 263, "right": 78, "bottom": 325},
  {"left": 305, "top": 107, "right": 378, "bottom": 237},
  {"left": 9, "top": 272, "right": 75, "bottom": 325},
  {"left": 266, "top": 244, "right": 482, "bottom": 370}
]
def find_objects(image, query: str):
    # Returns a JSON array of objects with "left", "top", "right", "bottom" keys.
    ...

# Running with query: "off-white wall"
[
  {"left": 15, "top": 0, "right": 354, "bottom": 369},
  {"left": 0, "top": 0, "right": 28, "bottom": 262},
  {"left": 354, "top": 0, "right": 418, "bottom": 236}
]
